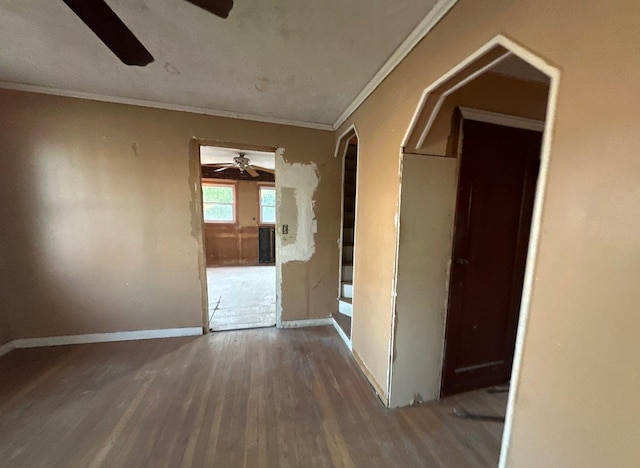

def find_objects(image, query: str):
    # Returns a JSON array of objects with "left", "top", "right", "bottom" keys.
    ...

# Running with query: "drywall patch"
[{"left": 276, "top": 154, "right": 319, "bottom": 263}]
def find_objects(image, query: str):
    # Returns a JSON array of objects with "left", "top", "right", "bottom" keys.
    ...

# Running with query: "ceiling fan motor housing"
[{"left": 233, "top": 154, "right": 251, "bottom": 170}]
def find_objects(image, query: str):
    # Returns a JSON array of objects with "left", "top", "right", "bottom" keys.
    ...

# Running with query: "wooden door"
[{"left": 441, "top": 119, "right": 542, "bottom": 397}]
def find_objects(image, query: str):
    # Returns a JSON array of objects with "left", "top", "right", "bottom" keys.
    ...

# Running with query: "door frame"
[
  {"left": 441, "top": 108, "right": 545, "bottom": 396},
  {"left": 190, "top": 139, "right": 282, "bottom": 332}
]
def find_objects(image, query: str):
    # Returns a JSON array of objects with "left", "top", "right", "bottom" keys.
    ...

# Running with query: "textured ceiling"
[{"left": 0, "top": 0, "right": 438, "bottom": 126}]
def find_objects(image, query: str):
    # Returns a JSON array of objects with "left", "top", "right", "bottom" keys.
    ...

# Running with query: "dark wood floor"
[{"left": 0, "top": 327, "right": 506, "bottom": 467}]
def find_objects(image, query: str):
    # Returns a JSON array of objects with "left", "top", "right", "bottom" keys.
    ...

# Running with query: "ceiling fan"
[
  {"left": 211, "top": 154, "right": 274, "bottom": 178},
  {"left": 62, "top": 0, "right": 233, "bottom": 66}
]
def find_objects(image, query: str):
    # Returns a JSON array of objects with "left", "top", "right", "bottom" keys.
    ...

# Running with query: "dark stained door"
[
  {"left": 441, "top": 119, "right": 542, "bottom": 397},
  {"left": 258, "top": 226, "right": 276, "bottom": 264}
]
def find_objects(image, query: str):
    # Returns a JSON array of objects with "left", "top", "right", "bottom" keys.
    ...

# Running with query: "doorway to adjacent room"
[{"left": 199, "top": 145, "right": 277, "bottom": 331}]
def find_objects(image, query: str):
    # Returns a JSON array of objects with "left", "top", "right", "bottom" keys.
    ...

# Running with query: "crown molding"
[
  {"left": 0, "top": 81, "right": 334, "bottom": 131},
  {"left": 332, "top": 0, "right": 458, "bottom": 130},
  {"left": 0, "top": 0, "right": 456, "bottom": 134}
]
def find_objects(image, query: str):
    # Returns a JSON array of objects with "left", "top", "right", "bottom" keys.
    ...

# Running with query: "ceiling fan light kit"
[{"left": 62, "top": 0, "right": 233, "bottom": 66}]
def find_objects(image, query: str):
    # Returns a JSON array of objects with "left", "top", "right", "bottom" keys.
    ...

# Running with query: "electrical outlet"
[{"left": 282, "top": 224, "right": 288, "bottom": 234}]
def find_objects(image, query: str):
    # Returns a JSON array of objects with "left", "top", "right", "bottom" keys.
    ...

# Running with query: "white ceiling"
[
  {"left": 0, "top": 0, "right": 439, "bottom": 127},
  {"left": 200, "top": 146, "right": 275, "bottom": 169}
]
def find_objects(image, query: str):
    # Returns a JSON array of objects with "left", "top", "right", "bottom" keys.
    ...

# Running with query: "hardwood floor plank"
[{"left": 0, "top": 327, "right": 505, "bottom": 467}]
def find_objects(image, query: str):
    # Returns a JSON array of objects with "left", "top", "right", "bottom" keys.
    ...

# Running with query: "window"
[
  {"left": 259, "top": 186, "right": 276, "bottom": 224},
  {"left": 202, "top": 184, "right": 235, "bottom": 223}
]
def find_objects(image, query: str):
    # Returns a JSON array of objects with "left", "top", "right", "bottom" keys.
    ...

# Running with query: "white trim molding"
[
  {"left": 413, "top": 51, "right": 512, "bottom": 148},
  {"left": 279, "top": 318, "right": 333, "bottom": 329},
  {"left": 333, "top": 0, "right": 459, "bottom": 129},
  {"left": 390, "top": 33, "right": 561, "bottom": 467},
  {"left": 459, "top": 107, "right": 545, "bottom": 132},
  {"left": 0, "top": 81, "right": 334, "bottom": 131},
  {"left": 0, "top": 1, "right": 457, "bottom": 133},
  {"left": 7, "top": 327, "right": 203, "bottom": 350},
  {"left": 0, "top": 341, "right": 15, "bottom": 358},
  {"left": 331, "top": 317, "right": 353, "bottom": 351},
  {"left": 334, "top": 124, "right": 359, "bottom": 158}
]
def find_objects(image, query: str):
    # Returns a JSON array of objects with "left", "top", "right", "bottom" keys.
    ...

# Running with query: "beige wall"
[
  {"left": 0, "top": 88, "right": 338, "bottom": 339},
  {"left": 339, "top": 0, "right": 640, "bottom": 465}
]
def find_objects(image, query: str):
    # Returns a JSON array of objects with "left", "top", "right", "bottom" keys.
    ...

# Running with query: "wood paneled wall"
[{"left": 204, "top": 179, "right": 273, "bottom": 266}]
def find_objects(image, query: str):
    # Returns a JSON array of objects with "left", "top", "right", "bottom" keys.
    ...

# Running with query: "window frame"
[
  {"left": 201, "top": 181, "right": 237, "bottom": 224},
  {"left": 258, "top": 185, "right": 276, "bottom": 225}
]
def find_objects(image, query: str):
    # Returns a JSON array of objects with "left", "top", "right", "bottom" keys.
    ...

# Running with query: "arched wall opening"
[
  {"left": 388, "top": 35, "right": 560, "bottom": 465},
  {"left": 332, "top": 126, "right": 360, "bottom": 350}
]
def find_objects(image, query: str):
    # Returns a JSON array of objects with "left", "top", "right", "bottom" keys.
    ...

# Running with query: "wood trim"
[
  {"left": 459, "top": 107, "right": 545, "bottom": 132},
  {"left": 8, "top": 327, "right": 203, "bottom": 349},
  {"left": 353, "top": 349, "right": 389, "bottom": 407}
]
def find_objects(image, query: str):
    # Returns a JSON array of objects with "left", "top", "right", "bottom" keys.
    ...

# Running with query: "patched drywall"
[
  {"left": 275, "top": 151, "right": 326, "bottom": 324},
  {"left": 276, "top": 155, "right": 319, "bottom": 263}
]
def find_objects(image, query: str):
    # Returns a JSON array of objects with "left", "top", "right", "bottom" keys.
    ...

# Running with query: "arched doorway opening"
[
  {"left": 332, "top": 126, "right": 360, "bottom": 349},
  {"left": 389, "top": 35, "right": 560, "bottom": 465}
]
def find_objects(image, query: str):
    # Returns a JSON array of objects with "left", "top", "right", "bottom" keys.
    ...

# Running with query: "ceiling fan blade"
[
  {"left": 213, "top": 166, "right": 232, "bottom": 172},
  {"left": 185, "top": 0, "right": 234, "bottom": 18},
  {"left": 246, "top": 167, "right": 260, "bottom": 178},
  {"left": 250, "top": 166, "right": 275, "bottom": 174},
  {"left": 62, "top": 0, "right": 154, "bottom": 66}
]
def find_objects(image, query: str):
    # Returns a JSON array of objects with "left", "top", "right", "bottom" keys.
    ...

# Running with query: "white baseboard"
[
  {"left": 332, "top": 317, "right": 353, "bottom": 351},
  {"left": 6, "top": 327, "right": 203, "bottom": 350},
  {"left": 279, "top": 318, "right": 333, "bottom": 329},
  {"left": 0, "top": 340, "right": 15, "bottom": 357}
]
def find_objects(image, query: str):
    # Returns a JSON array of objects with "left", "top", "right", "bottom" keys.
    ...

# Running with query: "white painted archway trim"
[
  {"left": 333, "top": 124, "right": 361, "bottom": 349},
  {"left": 334, "top": 123, "right": 358, "bottom": 158},
  {"left": 391, "top": 34, "right": 561, "bottom": 468}
]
